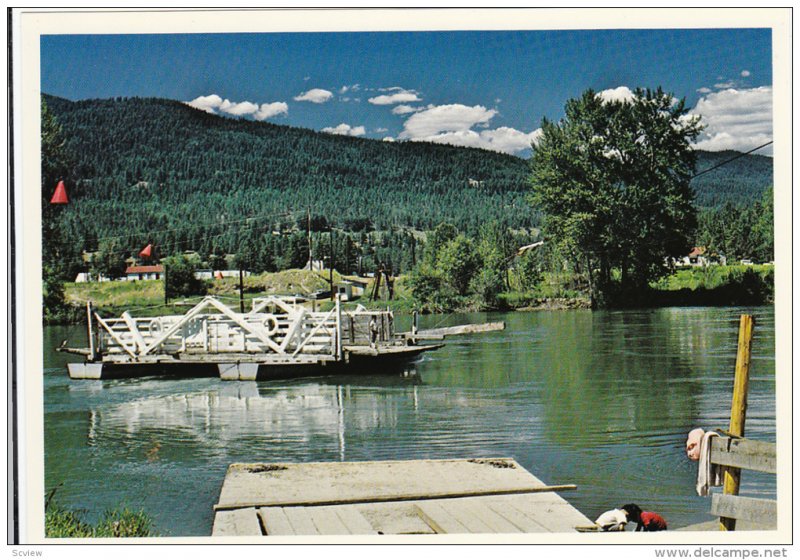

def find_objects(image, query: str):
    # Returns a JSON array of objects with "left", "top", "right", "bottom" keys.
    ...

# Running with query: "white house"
[
  {"left": 676, "top": 247, "right": 727, "bottom": 267},
  {"left": 124, "top": 264, "right": 164, "bottom": 281}
]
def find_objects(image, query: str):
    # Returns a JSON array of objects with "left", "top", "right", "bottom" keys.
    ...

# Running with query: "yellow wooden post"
[{"left": 720, "top": 314, "right": 755, "bottom": 531}]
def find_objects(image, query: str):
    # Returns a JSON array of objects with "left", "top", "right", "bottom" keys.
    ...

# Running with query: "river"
[{"left": 43, "top": 306, "right": 776, "bottom": 536}]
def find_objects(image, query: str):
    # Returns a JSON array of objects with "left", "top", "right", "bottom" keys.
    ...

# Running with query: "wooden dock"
[{"left": 212, "top": 458, "right": 592, "bottom": 536}]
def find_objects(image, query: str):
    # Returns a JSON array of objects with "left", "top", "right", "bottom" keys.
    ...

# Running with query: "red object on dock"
[
  {"left": 50, "top": 180, "right": 68, "bottom": 204},
  {"left": 139, "top": 244, "right": 153, "bottom": 258}
]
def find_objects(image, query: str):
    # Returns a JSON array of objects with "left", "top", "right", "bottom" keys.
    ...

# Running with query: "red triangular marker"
[
  {"left": 50, "top": 180, "right": 68, "bottom": 204},
  {"left": 139, "top": 244, "right": 153, "bottom": 258}
]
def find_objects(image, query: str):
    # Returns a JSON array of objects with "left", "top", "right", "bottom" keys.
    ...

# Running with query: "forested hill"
[
  {"left": 690, "top": 150, "right": 773, "bottom": 208},
  {"left": 45, "top": 94, "right": 772, "bottom": 255},
  {"left": 44, "top": 94, "right": 533, "bottom": 237}
]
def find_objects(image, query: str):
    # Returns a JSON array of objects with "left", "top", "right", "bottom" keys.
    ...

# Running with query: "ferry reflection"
[{"left": 86, "top": 368, "right": 423, "bottom": 461}]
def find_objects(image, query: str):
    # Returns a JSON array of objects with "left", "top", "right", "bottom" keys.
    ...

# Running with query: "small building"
[
  {"left": 125, "top": 265, "right": 164, "bottom": 281},
  {"left": 74, "top": 272, "right": 112, "bottom": 283},
  {"left": 339, "top": 277, "right": 370, "bottom": 299},
  {"left": 677, "top": 247, "right": 726, "bottom": 268},
  {"left": 335, "top": 283, "right": 352, "bottom": 301}
]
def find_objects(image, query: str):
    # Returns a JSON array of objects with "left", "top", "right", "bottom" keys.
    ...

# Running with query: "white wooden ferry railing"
[{"left": 92, "top": 295, "right": 356, "bottom": 359}]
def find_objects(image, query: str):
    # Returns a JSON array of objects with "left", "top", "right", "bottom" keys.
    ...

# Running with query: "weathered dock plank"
[
  {"left": 357, "top": 503, "right": 437, "bottom": 534},
  {"left": 258, "top": 507, "right": 294, "bottom": 536},
  {"left": 484, "top": 500, "right": 549, "bottom": 533},
  {"left": 216, "top": 458, "right": 571, "bottom": 509},
  {"left": 414, "top": 501, "right": 469, "bottom": 534},
  {"left": 282, "top": 506, "right": 320, "bottom": 535},
  {"left": 329, "top": 506, "right": 376, "bottom": 535},
  {"left": 302, "top": 505, "right": 352, "bottom": 535},
  {"left": 710, "top": 437, "right": 777, "bottom": 474},
  {"left": 454, "top": 498, "right": 525, "bottom": 533},
  {"left": 414, "top": 322, "right": 505, "bottom": 339},
  {"left": 213, "top": 458, "right": 591, "bottom": 536},
  {"left": 434, "top": 499, "right": 494, "bottom": 533},
  {"left": 494, "top": 493, "right": 592, "bottom": 533},
  {"left": 711, "top": 494, "right": 778, "bottom": 526},
  {"left": 212, "top": 507, "right": 262, "bottom": 536}
]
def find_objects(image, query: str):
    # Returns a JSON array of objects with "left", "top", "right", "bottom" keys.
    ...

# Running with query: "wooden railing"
[
  {"left": 92, "top": 295, "right": 396, "bottom": 361},
  {"left": 709, "top": 436, "right": 777, "bottom": 528}
]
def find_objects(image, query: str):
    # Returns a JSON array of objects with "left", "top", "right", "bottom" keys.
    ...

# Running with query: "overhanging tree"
[{"left": 530, "top": 88, "right": 702, "bottom": 303}]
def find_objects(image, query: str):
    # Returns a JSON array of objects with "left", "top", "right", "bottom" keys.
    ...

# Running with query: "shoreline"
[{"left": 44, "top": 293, "right": 775, "bottom": 326}]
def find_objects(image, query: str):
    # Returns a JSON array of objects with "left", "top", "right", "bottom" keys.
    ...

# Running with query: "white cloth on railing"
[{"left": 696, "top": 431, "right": 723, "bottom": 496}]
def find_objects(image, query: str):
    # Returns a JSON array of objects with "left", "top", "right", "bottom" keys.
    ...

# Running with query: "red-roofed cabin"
[{"left": 125, "top": 264, "right": 164, "bottom": 281}]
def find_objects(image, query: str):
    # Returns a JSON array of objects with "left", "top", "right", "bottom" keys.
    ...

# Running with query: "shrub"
[
  {"left": 163, "top": 254, "right": 207, "bottom": 299},
  {"left": 45, "top": 503, "right": 156, "bottom": 538}
]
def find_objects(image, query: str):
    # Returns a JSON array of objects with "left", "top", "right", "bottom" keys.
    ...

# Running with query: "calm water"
[{"left": 43, "top": 306, "right": 776, "bottom": 536}]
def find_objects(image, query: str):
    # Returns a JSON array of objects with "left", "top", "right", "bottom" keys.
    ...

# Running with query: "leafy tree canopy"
[
  {"left": 163, "top": 254, "right": 207, "bottom": 299},
  {"left": 530, "top": 87, "right": 703, "bottom": 302}
]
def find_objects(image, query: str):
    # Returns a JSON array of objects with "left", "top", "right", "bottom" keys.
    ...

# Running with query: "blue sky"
[{"left": 41, "top": 28, "right": 773, "bottom": 156}]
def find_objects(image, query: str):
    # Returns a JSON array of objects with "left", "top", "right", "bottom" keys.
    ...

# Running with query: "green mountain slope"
[
  {"left": 690, "top": 150, "right": 773, "bottom": 207},
  {"left": 45, "top": 95, "right": 532, "bottom": 237},
  {"left": 44, "top": 94, "right": 772, "bottom": 264}
]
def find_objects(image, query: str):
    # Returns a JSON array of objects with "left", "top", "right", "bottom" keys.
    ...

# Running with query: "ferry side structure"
[{"left": 60, "top": 295, "right": 474, "bottom": 380}]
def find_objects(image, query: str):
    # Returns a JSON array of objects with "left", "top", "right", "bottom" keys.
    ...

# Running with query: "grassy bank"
[
  {"left": 649, "top": 264, "right": 774, "bottom": 306},
  {"left": 54, "top": 264, "right": 773, "bottom": 324},
  {"left": 45, "top": 504, "right": 156, "bottom": 538}
]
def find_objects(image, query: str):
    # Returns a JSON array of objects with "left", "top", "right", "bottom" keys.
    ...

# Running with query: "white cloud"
[
  {"left": 186, "top": 94, "right": 224, "bottom": 113},
  {"left": 741, "top": 70, "right": 751, "bottom": 77},
  {"left": 321, "top": 123, "right": 366, "bottom": 137},
  {"left": 396, "top": 103, "right": 539, "bottom": 154},
  {"left": 714, "top": 81, "right": 735, "bottom": 89},
  {"left": 222, "top": 100, "right": 259, "bottom": 116},
  {"left": 186, "top": 94, "right": 287, "bottom": 121},
  {"left": 481, "top": 127, "right": 544, "bottom": 152},
  {"left": 254, "top": 102, "right": 288, "bottom": 120},
  {"left": 697, "top": 87, "right": 712, "bottom": 94},
  {"left": 400, "top": 104, "right": 497, "bottom": 138},
  {"left": 382, "top": 136, "right": 395, "bottom": 142},
  {"left": 375, "top": 127, "right": 388, "bottom": 133},
  {"left": 597, "top": 86, "right": 635, "bottom": 104},
  {"left": 407, "top": 127, "right": 542, "bottom": 154},
  {"left": 294, "top": 88, "right": 334, "bottom": 103},
  {"left": 368, "top": 89, "right": 421, "bottom": 105},
  {"left": 691, "top": 86, "right": 773, "bottom": 154},
  {"left": 391, "top": 104, "right": 424, "bottom": 115}
]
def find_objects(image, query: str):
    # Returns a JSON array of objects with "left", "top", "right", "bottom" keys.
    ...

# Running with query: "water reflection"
[
  {"left": 83, "top": 373, "right": 428, "bottom": 464},
  {"left": 43, "top": 306, "right": 776, "bottom": 536}
]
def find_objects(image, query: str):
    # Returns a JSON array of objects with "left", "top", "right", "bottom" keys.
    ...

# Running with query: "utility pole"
[
  {"left": 307, "top": 208, "right": 312, "bottom": 270},
  {"left": 239, "top": 268, "right": 245, "bottom": 313},
  {"left": 329, "top": 227, "right": 335, "bottom": 301}
]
